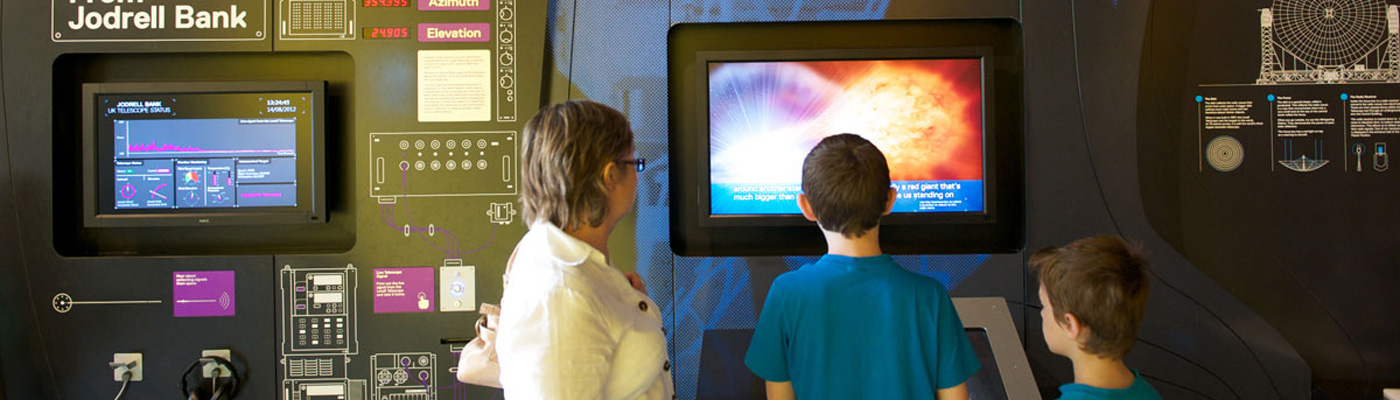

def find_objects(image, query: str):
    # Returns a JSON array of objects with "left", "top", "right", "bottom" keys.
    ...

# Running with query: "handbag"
[{"left": 455, "top": 244, "right": 519, "bottom": 388}]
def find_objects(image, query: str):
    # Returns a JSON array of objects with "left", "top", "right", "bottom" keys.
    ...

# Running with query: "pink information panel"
[
  {"left": 374, "top": 267, "right": 435, "bottom": 313},
  {"left": 173, "top": 270, "right": 236, "bottom": 317}
]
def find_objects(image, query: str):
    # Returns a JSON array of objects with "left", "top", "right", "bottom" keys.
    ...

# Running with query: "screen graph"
[{"left": 116, "top": 118, "right": 297, "bottom": 159}]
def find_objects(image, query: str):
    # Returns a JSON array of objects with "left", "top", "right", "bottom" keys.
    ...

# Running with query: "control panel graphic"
[
  {"left": 283, "top": 267, "right": 359, "bottom": 353},
  {"left": 372, "top": 353, "right": 437, "bottom": 400},
  {"left": 370, "top": 131, "right": 517, "bottom": 200},
  {"left": 281, "top": 265, "right": 365, "bottom": 400},
  {"left": 280, "top": 0, "right": 357, "bottom": 39},
  {"left": 497, "top": 0, "right": 517, "bottom": 122}
]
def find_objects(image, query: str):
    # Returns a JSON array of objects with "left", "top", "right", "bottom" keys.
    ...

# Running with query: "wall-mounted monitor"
[
  {"left": 670, "top": 19, "right": 1024, "bottom": 256},
  {"left": 82, "top": 81, "right": 326, "bottom": 227}
]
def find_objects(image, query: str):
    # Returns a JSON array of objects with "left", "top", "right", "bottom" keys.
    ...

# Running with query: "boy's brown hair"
[
  {"left": 1031, "top": 236, "right": 1150, "bottom": 360},
  {"left": 801, "top": 134, "right": 891, "bottom": 238}
]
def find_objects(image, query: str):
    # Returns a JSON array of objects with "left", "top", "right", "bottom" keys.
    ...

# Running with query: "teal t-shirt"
[
  {"left": 744, "top": 254, "right": 980, "bottom": 399},
  {"left": 1057, "top": 370, "right": 1163, "bottom": 400}
]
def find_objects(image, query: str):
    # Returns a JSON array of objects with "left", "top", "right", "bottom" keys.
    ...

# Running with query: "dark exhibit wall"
[
  {"left": 1139, "top": 0, "right": 1400, "bottom": 397},
  {"left": 0, "top": 0, "right": 1393, "bottom": 399}
]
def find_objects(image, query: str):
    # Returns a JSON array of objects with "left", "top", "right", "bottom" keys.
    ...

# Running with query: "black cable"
[
  {"left": 1138, "top": 0, "right": 1372, "bottom": 397},
  {"left": 112, "top": 371, "right": 131, "bottom": 400},
  {"left": 181, "top": 357, "right": 240, "bottom": 400},
  {"left": 1067, "top": 1, "right": 1282, "bottom": 398}
]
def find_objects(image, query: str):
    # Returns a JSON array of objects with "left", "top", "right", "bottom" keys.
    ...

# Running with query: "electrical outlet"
[
  {"left": 111, "top": 353, "right": 142, "bottom": 382},
  {"left": 201, "top": 349, "right": 232, "bottom": 378}
]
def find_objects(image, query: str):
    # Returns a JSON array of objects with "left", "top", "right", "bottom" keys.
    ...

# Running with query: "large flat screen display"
[
  {"left": 707, "top": 58, "right": 984, "bottom": 216},
  {"left": 83, "top": 81, "right": 326, "bottom": 227},
  {"left": 669, "top": 19, "right": 1024, "bottom": 256}
]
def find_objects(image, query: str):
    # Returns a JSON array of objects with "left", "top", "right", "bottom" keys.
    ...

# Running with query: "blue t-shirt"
[
  {"left": 1057, "top": 370, "right": 1163, "bottom": 400},
  {"left": 744, "top": 254, "right": 980, "bottom": 399}
]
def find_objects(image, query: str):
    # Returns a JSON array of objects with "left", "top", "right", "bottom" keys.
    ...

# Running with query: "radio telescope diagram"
[
  {"left": 1207, "top": 135, "right": 1245, "bottom": 172},
  {"left": 1258, "top": 0, "right": 1400, "bottom": 84}
]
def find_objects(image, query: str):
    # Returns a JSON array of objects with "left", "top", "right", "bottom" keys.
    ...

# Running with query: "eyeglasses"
[{"left": 619, "top": 158, "right": 646, "bottom": 172}]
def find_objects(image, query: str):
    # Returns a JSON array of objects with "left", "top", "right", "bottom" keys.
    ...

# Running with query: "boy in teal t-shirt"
[
  {"left": 744, "top": 134, "right": 980, "bottom": 400},
  {"left": 1033, "top": 236, "right": 1163, "bottom": 400}
]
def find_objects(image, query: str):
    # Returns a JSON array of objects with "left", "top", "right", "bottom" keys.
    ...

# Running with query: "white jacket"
[{"left": 497, "top": 221, "right": 674, "bottom": 400}]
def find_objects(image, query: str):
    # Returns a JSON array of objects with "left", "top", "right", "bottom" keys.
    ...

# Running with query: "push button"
[{"left": 638, "top": 301, "right": 648, "bottom": 312}]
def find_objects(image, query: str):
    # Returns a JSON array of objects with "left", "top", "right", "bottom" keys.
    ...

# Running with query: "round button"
[
  {"left": 431, "top": 160, "right": 441, "bottom": 170},
  {"left": 415, "top": 140, "right": 425, "bottom": 150},
  {"left": 399, "top": 140, "right": 410, "bottom": 150},
  {"left": 446, "top": 139, "right": 456, "bottom": 149},
  {"left": 477, "top": 159, "right": 488, "bottom": 170},
  {"left": 431, "top": 140, "right": 441, "bottom": 149},
  {"left": 462, "top": 139, "right": 473, "bottom": 149},
  {"left": 477, "top": 139, "right": 488, "bottom": 148},
  {"left": 415, "top": 161, "right": 425, "bottom": 171},
  {"left": 462, "top": 159, "right": 473, "bottom": 170},
  {"left": 638, "top": 301, "right": 648, "bottom": 312},
  {"left": 447, "top": 160, "right": 457, "bottom": 170}
]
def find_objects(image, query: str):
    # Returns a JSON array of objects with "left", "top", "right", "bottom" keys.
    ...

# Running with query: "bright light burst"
[{"left": 708, "top": 58, "right": 983, "bottom": 186}]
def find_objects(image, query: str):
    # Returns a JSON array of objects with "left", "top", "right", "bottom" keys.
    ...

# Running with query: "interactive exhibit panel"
[
  {"left": 669, "top": 19, "right": 1024, "bottom": 256},
  {"left": 2, "top": 0, "right": 1351, "bottom": 398},
  {"left": 4, "top": 0, "right": 546, "bottom": 399}
]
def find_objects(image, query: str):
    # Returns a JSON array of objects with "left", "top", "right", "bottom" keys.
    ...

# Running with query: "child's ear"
[
  {"left": 797, "top": 194, "right": 819, "bottom": 222},
  {"left": 882, "top": 187, "right": 897, "bottom": 216},
  {"left": 1061, "top": 312, "right": 1085, "bottom": 341}
]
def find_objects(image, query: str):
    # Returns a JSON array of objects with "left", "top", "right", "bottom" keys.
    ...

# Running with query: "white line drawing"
[
  {"left": 174, "top": 292, "right": 232, "bottom": 310},
  {"left": 1278, "top": 138, "right": 1332, "bottom": 172},
  {"left": 281, "top": 265, "right": 359, "bottom": 354},
  {"left": 371, "top": 352, "right": 437, "bottom": 400},
  {"left": 498, "top": 0, "right": 519, "bottom": 122},
  {"left": 280, "top": 265, "right": 365, "bottom": 399},
  {"left": 487, "top": 202, "right": 517, "bottom": 225},
  {"left": 369, "top": 132, "right": 518, "bottom": 200},
  {"left": 51, "top": 292, "right": 162, "bottom": 313},
  {"left": 1207, "top": 135, "right": 1246, "bottom": 172},
  {"left": 278, "top": 0, "right": 357, "bottom": 40},
  {"left": 1258, "top": 0, "right": 1400, "bottom": 84},
  {"left": 1376, "top": 142, "right": 1391, "bottom": 170}
]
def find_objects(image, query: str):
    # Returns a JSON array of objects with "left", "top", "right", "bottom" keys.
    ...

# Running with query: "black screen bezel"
[
  {"left": 81, "top": 81, "right": 327, "bottom": 227},
  {"left": 668, "top": 19, "right": 1025, "bottom": 256}
]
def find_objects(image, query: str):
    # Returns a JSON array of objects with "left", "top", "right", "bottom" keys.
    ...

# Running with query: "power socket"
[
  {"left": 111, "top": 353, "right": 142, "bottom": 382},
  {"left": 201, "top": 349, "right": 232, "bottom": 378}
]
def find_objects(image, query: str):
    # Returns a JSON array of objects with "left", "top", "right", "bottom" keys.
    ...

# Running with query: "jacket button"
[
  {"left": 638, "top": 301, "right": 648, "bottom": 312},
  {"left": 663, "top": 360, "right": 670, "bottom": 371}
]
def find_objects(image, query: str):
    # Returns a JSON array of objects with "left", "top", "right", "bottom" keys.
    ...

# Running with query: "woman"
[{"left": 497, "top": 100, "right": 673, "bottom": 400}]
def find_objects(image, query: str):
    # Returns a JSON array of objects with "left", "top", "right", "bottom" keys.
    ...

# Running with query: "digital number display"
[
  {"left": 363, "top": 0, "right": 409, "bottom": 7},
  {"left": 363, "top": 27, "right": 411, "bottom": 39}
]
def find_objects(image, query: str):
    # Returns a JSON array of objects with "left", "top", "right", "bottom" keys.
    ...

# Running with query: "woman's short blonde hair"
[{"left": 520, "top": 100, "right": 633, "bottom": 230}]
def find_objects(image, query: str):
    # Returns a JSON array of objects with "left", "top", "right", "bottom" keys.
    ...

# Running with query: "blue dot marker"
[
  {"left": 1267, "top": 94, "right": 1276, "bottom": 101},
  {"left": 1195, "top": 95, "right": 1203, "bottom": 103},
  {"left": 1341, "top": 93, "right": 1349, "bottom": 101}
]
